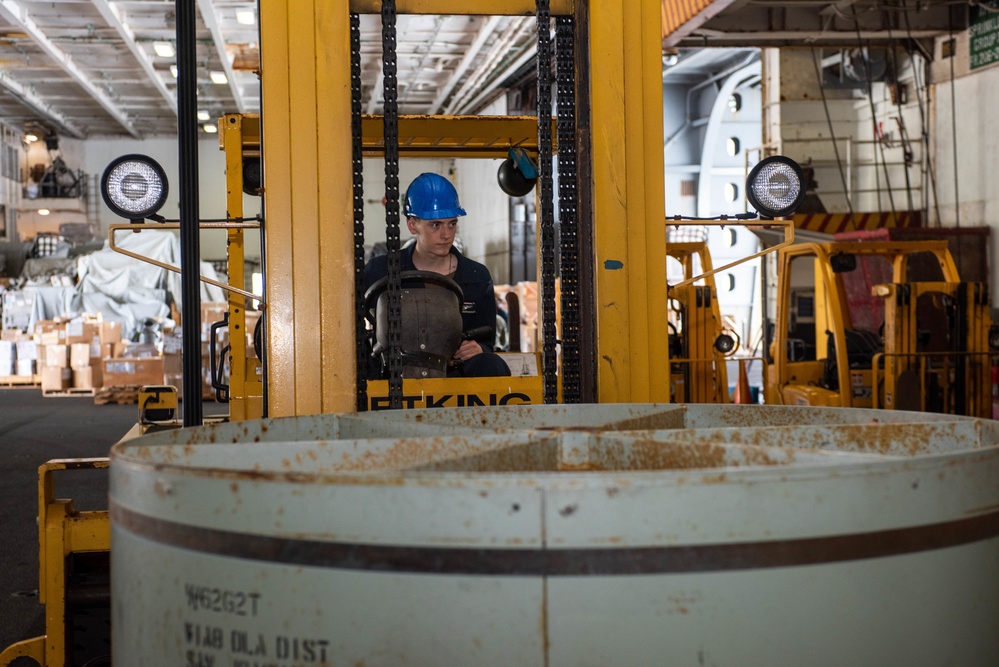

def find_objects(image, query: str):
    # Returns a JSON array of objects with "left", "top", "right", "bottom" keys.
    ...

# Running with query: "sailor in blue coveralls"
[{"left": 363, "top": 172, "right": 511, "bottom": 378}]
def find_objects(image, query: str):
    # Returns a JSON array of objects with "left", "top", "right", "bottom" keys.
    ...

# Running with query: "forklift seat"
[
  {"left": 364, "top": 270, "right": 464, "bottom": 379},
  {"left": 823, "top": 328, "right": 883, "bottom": 391}
]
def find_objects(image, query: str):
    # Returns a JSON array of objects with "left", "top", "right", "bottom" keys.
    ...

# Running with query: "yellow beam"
[
  {"left": 589, "top": 0, "right": 668, "bottom": 403},
  {"left": 316, "top": 1, "right": 359, "bottom": 414},
  {"left": 262, "top": 0, "right": 357, "bottom": 415},
  {"left": 221, "top": 114, "right": 250, "bottom": 421},
  {"left": 360, "top": 114, "right": 556, "bottom": 157},
  {"left": 350, "top": 0, "right": 574, "bottom": 16}
]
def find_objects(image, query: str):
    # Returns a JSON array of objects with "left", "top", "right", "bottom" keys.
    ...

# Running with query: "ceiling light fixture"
[
  {"left": 24, "top": 133, "right": 38, "bottom": 143},
  {"left": 197, "top": 110, "right": 210, "bottom": 121},
  {"left": 203, "top": 123, "right": 218, "bottom": 134},
  {"left": 236, "top": 10, "right": 256, "bottom": 25},
  {"left": 210, "top": 71, "right": 228, "bottom": 85},
  {"left": 37, "top": 209, "right": 50, "bottom": 215},
  {"left": 169, "top": 65, "right": 178, "bottom": 78},
  {"left": 153, "top": 41, "right": 175, "bottom": 58}
]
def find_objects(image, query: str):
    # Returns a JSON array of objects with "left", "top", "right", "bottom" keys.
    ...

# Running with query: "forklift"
[
  {"left": 0, "top": 0, "right": 807, "bottom": 663},
  {"left": 765, "top": 239, "right": 996, "bottom": 417}
]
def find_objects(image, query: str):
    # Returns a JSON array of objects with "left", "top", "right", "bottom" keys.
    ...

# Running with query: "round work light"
[
  {"left": 745, "top": 155, "right": 805, "bottom": 219},
  {"left": 101, "top": 154, "right": 169, "bottom": 220}
]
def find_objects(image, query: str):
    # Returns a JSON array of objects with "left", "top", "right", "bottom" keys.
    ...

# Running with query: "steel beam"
[{"left": 0, "top": 0, "right": 141, "bottom": 137}]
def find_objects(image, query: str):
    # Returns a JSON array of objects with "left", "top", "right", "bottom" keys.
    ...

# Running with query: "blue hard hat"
[{"left": 404, "top": 173, "right": 467, "bottom": 220}]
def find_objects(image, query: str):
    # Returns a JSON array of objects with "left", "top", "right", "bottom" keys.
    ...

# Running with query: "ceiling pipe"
[
  {"left": 196, "top": 0, "right": 245, "bottom": 113},
  {"left": 398, "top": 15, "right": 445, "bottom": 108},
  {"left": 444, "top": 17, "right": 531, "bottom": 115},
  {"left": 457, "top": 41, "right": 538, "bottom": 115},
  {"left": 90, "top": 0, "right": 178, "bottom": 115},
  {"left": 427, "top": 16, "right": 501, "bottom": 114},
  {"left": 0, "top": 0, "right": 141, "bottom": 137},
  {"left": 0, "top": 71, "right": 85, "bottom": 138},
  {"left": 366, "top": 65, "right": 384, "bottom": 114}
]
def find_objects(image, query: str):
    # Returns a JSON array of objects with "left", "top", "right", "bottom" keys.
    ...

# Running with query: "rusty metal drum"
[{"left": 109, "top": 404, "right": 999, "bottom": 665}]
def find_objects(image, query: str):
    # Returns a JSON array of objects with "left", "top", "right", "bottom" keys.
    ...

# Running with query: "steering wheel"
[{"left": 363, "top": 270, "right": 464, "bottom": 325}]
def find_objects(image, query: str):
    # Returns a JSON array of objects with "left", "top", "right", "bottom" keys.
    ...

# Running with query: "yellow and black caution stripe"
[{"left": 791, "top": 211, "right": 919, "bottom": 234}]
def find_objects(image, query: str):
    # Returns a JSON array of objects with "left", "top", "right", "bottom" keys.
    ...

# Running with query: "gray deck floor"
[{"left": 0, "top": 387, "right": 225, "bottom": 655}]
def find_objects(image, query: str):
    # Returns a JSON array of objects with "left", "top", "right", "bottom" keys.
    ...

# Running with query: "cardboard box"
[
  {"left": 44, "top": 344, "right": 68, "bottom": 368},
  {"left": 99, "top": 321, "right": 123, "bottom": 345},
  {"left": 164, "top": 373, "right": 183, "bottom": 401},
  {"left": 35, "top": 321, "right": 65, "bottom": 340},
  {"left": 89, "top": 358, "right": 103, "bottom": 387},
  {"left": 16, "top": 359, "right": 35, "bottom": 377},
  {"left": 39, "top": 331, "right": 62, "bottom": 346},
  {"left": 1, "top": 329, "right": 26, "bottom": 342},
  {"left": 164, "top": 352, "right": 182, "bottom": 376},
  {"left": 72, "top": 367, "right": 95, "bottom": 390},
  {"left": 0, "top": 340, "right": 13, "bottom": 360},
  {"left": 41, "top": 366, "right": 72, "bottom": 391},
  {"left": 15, "top": 341, "right": 37, "bottom": 361},
  {"left": 102, "top": 357, "right": 165, "bottom": 387},
  {"left": 0, "top": 358, "right": 14, "bottom": 375},
  {"left": 65, "top": 321, "right": 99, "bottom": 346},
  {"left": 70, "top": 343, "right": 92, "bottom": 368}
]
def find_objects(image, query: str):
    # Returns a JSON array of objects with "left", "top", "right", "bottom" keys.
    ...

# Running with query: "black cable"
[
  {"left": 901, "top": 0, "right": 942, "bottom": 226},
  {"left": 537, "top": 0, "right": 558, "bottom": 405},
  {"left": 382, "top": 0, "right": 403, "bottom": 409},
  {"left": 351, "top": 13, "right": 368, "bottom": 411},
  {"left": 176, "top": 0, "right": 202, "bottom": 427},
  {"left": 851, "top": 7, "right": 897, "bottom": 221},
  {"left": 883, "top": 27, "right": 915, "bottom": 212},
  {"left": 948, "top": 20, "right": 961, "bottom": 227},
  {"left": 810, "top": 47, "right": 855, "bottom": 224}
]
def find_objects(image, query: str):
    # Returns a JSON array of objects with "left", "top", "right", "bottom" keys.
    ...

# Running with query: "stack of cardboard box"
[
  {"left": 37, "top": 319, "right": 128, "bottom": 393},
  {"left": 0, "top": 303, "right": 258, "bottom": 400}
]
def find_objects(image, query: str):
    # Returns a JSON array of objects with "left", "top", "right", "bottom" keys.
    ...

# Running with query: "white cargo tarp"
[{"left": 72, "top": 230, "right": 224, "bottom": 338}]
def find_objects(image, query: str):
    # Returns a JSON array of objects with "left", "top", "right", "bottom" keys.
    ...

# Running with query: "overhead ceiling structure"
[
  {"left": 0, "top": 0, "right": 260, "bottom": 139},
  {"left": 0, "top": 0, "right": 970, "bottom": 141},
  {"left": 665, "top": 0, "right": 965, "bottom": 53}
]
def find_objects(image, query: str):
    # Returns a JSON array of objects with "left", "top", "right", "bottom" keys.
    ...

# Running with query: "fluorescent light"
[
  {"left": 37, "top": 209, "right": 50, "bottom": 215},
  {"left": 153, "top": 41, "right": 175, "bottom": 58},
  {"left": 203, "top": 123, "right": 218, "bottom": 134},
  {"left": 236, "top": 10, "right": 256, "bottom": 25},
  {"left": 210, "top": 71, "right": 228, "bottom": 85},
  {"left": 197, "top": 110, "right": 210, "bottom": 121},
  {"left": 169, "top": 65, "right": 178, "bottom": 78},
  {"left": 24, "top": 133, "right": 37, "bottom": 143}
]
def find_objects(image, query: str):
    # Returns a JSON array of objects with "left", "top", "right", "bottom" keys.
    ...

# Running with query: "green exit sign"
[{"left": 971, "top": 2, "right": 999, "bottom": 69}]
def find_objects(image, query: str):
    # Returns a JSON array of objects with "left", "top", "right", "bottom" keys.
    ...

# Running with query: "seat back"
[{"left": 374, "top": 286, "right": 463, "bottom": 378}]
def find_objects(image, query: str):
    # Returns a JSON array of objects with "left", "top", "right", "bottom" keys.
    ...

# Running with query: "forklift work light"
[
  {"left": 101, "top": 154, "right": 169, "bottom": 221},
  {"left": 745, "top": 155, "right": 805, "bottom": 219}
]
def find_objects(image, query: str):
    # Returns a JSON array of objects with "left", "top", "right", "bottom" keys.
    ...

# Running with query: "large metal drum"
[{"left": 110, "top": 404, "right": 999, "bottom": 665}]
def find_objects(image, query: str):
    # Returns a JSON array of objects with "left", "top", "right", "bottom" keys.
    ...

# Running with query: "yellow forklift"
[
  {"left": 765, "top": 239, "right": 995, "bottom": 417},
  {"left": 0, "top": 0, "right": 807, "bottom": 664},
  {"left": 666, "top": 241, "right": 737, "bottom": 404}
]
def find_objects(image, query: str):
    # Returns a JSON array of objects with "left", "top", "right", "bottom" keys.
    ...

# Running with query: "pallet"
[
  {"left": 94, "top": 385, "right": 141, "bottom": 405},
  {"left": 0, "top": 374, "right": 40, "bottom": 387},
  {"left": 42, "top": 387, "right": 97, "bottom": 398}
]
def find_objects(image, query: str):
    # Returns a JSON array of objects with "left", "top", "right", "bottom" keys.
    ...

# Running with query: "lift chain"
[
  {"left": 537, "top": 0, "right": 558, "bottom": 404},
  {"left": 555, "top": 16, "right": 580, "bottom": 403},
  {"left": 350, "top": 13, "right": 368, "bottom": 411},
  {"left": 382, "top": 0, "right": 403, "bottom": 408}
]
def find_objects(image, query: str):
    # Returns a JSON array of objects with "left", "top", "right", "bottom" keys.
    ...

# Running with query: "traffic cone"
[{"left": 733, "top": 358, "right": 752, "bottom": 404}]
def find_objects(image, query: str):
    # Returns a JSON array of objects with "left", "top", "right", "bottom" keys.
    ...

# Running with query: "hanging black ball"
[
  {"left": 242, "top": 157, "right": 262, "bottom": 196},
  {"left": 497, "top": 158, "right": 537, "bottom": 197}
]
